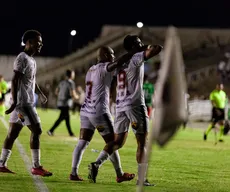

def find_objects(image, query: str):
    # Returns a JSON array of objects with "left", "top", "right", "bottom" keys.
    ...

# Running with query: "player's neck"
[
  {"left": 98, "top": 59, "right": 108, "bottom": 63},
  {"left": 24, "top": 49, "right": 35, "bottom": 57}
]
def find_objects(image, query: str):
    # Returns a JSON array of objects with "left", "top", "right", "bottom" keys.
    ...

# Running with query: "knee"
[
  {"left": 113, "top": 139, "right": 124, "bottom": 150},
  {"left": 75, "top": 139, "right": 89, "bottom": 151},
  {"left": 31, "top": 124, "right": 42, "bottom": 136}
]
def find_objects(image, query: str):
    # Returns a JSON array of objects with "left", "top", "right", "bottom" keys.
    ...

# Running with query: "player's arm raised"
[
  {"left": 143, "top": 44, "right": 163, "bottom": 61},
  {"left": 107, "top": 53, "right": 134, "bottom": 72}
]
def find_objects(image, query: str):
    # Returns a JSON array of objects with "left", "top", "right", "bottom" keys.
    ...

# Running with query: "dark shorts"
[{"left": 212, "top": 107, "right": 225, "bottom": 123}]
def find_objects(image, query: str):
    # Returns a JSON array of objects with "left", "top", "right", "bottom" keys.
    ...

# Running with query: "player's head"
[
  {"left": 216, "top": 83, "right": 224, "bottom": 91},
  {"left": 22, "top": 30, "right": 43, "bottom": 55},
  {"left": 123, "top": 35, "right": 144, "bottom": 52},
  {"left": 66, "top": 70, "right": 75, "bottom": 80},
  {"left": 97, "top": 46, "right": 115, "bottom": 63}
]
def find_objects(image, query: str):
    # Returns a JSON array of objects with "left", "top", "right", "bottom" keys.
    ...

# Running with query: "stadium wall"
[{"left": 0, "top": 55, "right": 60, "bottom": 81}]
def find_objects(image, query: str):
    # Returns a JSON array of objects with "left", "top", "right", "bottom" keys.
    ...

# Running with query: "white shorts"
[
  {"left": 9, "top": 106, "right": 41, "bottom": 126},
  {"left": 114, "top": 105, "right": 149, "bottom": 134},
  {"left": 80, "top": 113, "right": 114, "bottom": 136}
]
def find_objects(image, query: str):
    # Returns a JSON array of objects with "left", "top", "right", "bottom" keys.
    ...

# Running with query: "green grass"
[{"left": 1, "top": 108, "right": 230, "bottom": 192}]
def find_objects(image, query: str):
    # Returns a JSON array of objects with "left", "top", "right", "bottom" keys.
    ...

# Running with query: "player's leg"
[
  {"left": 217, "top": 109, "right": 225, "bottom": 142},
  {"left": 127, "top": 105, "right": 154, "bottom": 186},
  {"left": 147, "top": 106, "right": 152, "bottom": 117},
  {"left": 70, "top": 116, "right": 94, "bottom": 181},
  {"left": 0, "top": 117, "right": 23, "bottom": 173},
  {"left": 204, "top": 107, "right": 216, "bottom": 140},
  {"left": 63, "top": 106, "right": 74, "bottom": 136},
  {"left": 22, "top": 106, "right": 52, "bottom": 177},
  {"left": 88, "top": 112, "right": 130, "bottom": 183},
  {"left": 88, "top": 114, "right": 134, "bottom": 183},
  {"left": 48, "top": 107, "right": 65, "bottom": 135}
]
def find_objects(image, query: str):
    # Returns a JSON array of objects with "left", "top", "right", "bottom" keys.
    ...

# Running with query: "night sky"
[{"left": 0, "top": 0, "right": 230, "bottom": 57}]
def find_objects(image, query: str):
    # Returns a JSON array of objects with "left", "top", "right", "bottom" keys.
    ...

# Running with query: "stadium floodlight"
[
  {"left": 136, "top": 22, "right": 144, "bottom": 28},
  {"left": 70, "top": 30, "right": 77, "bottom": 36}
]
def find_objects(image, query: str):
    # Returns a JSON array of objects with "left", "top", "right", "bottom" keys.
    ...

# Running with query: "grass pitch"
[{"left": 0, "top": 109, "right": 230, "bottom": 192}]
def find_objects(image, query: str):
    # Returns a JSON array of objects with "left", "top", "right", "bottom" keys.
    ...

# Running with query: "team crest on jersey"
[
  {"left": 18, "top": 113, "right": 25, "bottom": 122},
  {"left": 96, "top": 125, "right": 105, "bottom": 132}
]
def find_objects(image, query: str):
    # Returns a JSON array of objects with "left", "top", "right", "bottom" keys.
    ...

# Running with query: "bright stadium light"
[
  {"left": 70, "top": 30, "right": 77, "bottom": 36},
  {"left": 136, "top": 22, "right": 144, "bottom": 28},
  {"left": 21, "top": 41, "right": 25, "bottom": 46}
]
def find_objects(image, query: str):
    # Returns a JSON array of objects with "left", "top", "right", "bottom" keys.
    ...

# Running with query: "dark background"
[{"left": 0, "top": 0, "right": 229, "bottom": 57}]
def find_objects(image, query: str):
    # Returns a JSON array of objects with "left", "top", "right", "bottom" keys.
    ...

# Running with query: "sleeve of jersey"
[
  {"left": 100, "top": 63, "right": 110, "bottom": 77},
  {"left": 132, "top": 51, "right": 145, "bottom": 67},
  {"left": 70, "top": 81, "right": 76, "bottom": 90},
  {"left": 13, "top": 53, "right": 27, "bottom": 74}
]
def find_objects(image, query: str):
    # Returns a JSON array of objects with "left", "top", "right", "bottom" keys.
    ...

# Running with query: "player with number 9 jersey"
[
  {"left": 113, "top": 35, "right": 162, "bottom": 186},
  {"left": 116, "top": 51, "right": 146, "bottom": 113}
]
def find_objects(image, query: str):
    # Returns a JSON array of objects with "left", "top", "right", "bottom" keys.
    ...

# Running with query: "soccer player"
[
  {"left": 0, "top": 30, "right": 52, "bottom": 176},
  {"left": 143, "top": 75, "right": 154, "bottom": 117},
  {"left": 89, "top": 35, "right": 162, "bottom": 186},
  {"left": 204, "top": 83, "right": 227, "bottom": 142},
  {"left": 0, "top": 75, "right": 8, "bottom": 117},
  {"left": 70, "top": 46, "right": 135, "bottom": 183},
  {"left": 47, "top": 70, "right": 79, "bottom": 137}
]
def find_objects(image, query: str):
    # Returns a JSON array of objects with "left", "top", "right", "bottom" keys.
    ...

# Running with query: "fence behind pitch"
[{"left": 188, "top": 99, "right": 229, "bottom": 121}]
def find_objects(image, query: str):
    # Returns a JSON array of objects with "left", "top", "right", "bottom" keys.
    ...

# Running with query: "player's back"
[
  {"left": 80, "top": 62, "right": 114, "bottom": 117},
  {"left": 116, "top": 51, "right": 145, "bottom": 112}
]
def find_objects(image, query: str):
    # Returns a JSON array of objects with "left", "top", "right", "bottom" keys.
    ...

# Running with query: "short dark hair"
[
  {"left": 22, "top": 30, "right": 41, "bottom": 44},
  {"left": 123, "top": 35, "right": 139, "bottom": 51},
  {"left": 66, "top": 70, "right": 72, "bottom": 78}
]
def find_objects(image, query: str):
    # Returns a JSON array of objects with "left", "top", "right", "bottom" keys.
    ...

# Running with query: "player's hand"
[
  {"left": 5, "top": 103, "right": 16, "bottom": 115},
  {"left": 40, "top": 94, "right": 47, "bottom": 104}
]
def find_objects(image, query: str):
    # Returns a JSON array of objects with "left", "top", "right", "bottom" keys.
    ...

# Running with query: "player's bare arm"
[
  {"left": 107, "top": 53, "right": 134, "bottom": 72},
  {"left": 35, "top": 83, "right": 47, "bottom": 104},
  {"left": 211, "top": 100, "right": 216, "bottom": 106},
  {"left": 5, "top": 71, "right": 23, "bottom": 114},
  {"left": 144, "top": 45, "right": 163, "bottom": 60},
  {"left": 70, "top": 89, "right": 79, "bottom": 101}
]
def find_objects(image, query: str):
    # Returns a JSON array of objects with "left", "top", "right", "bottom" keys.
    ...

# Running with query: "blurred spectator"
[
  {"left": 143, "top": 75, "right": 154, "bottom": 117},
  {"left": 47, "top": 70, "right": 79, "bottom": 137},
  {"left": 0, "top": 75, "right": 8, "bottom": 117}
]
